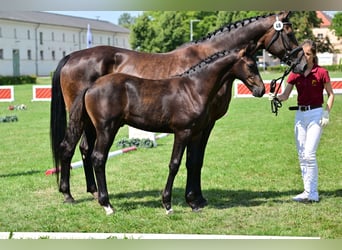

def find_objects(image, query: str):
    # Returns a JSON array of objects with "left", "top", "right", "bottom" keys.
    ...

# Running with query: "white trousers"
[{"left": 294, "top": 107, "right": 323, "bottom": 197}]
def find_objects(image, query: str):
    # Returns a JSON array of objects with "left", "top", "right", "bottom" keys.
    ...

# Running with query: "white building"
[
  {"left": 0, "top": 11, "right": 130, "bottom": 76},
  {"left": 312, "top": 11, "right": 342, "bottom": 65}
]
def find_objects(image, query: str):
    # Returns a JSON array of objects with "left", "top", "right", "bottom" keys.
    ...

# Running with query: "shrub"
[{"left": 0, "top": 75, "right": 37, "bottom": 85}]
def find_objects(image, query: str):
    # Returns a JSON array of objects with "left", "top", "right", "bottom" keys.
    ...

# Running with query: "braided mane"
[
  {"left": 191, "top": 12, "right": 276, "bottom": 44},
  {"left": 177, "top": 49, "right": 238, "bottom": 77}
]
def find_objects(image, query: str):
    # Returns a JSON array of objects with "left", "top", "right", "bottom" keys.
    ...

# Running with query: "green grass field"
[{"left": 0, "top": 75, "right": 341, "bottom": 238}]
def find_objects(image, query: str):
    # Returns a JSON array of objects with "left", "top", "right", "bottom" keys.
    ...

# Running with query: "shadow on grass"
[
  {"left": 73, "top": 187, "right": 342, "bottom": 211},
  {"left": 0, "top": 170, "right": 41, "bottom": 178}
]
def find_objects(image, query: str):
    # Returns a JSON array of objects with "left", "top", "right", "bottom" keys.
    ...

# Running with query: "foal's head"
[{"left": 233, "top": 45, "right": 265, "bottom": 97}]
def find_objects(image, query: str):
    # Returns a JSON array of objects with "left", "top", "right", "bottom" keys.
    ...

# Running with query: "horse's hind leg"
[
  {"left": 59, "top": 121, "right": 84, "bottom": 203},
  {"left": 162, "top": 131, "right": 189, "bottom": 214},
  {"left": 59, "top": 92, "right": 86, "bottom": 203}
]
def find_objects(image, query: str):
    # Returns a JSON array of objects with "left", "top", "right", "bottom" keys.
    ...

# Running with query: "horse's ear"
[{"left": 280, "top": 11, "right": 291, "bottom": 20}]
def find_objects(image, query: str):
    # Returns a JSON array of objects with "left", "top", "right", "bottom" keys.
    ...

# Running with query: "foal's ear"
[
  {"left": 238, "top": 48, "right": 246, "bottom": 58},
  {"left": 245, "top": 41, "right": 257, "bottom": 55}
]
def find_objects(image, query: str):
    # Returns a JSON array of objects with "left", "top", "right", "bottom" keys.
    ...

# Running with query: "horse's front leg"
[
  {"left": 79, "top": 128, "right": 98, "bottom": 199},
  {"left": 162, "top": 131, "right": 189, "bottom": 214},
  {"left": 185, "top": 122, "right": 215, "bottom": 211}
]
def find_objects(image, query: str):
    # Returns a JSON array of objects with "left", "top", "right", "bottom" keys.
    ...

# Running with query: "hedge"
[{"left": 0, "top": 75, "right": 37, "bottom": 85}]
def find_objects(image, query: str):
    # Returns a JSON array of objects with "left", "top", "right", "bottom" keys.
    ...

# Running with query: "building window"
[
  {"left": 40, "top": 50, "right": 44, "bottom": 60},
  {"left": 52, "top": 32, "right": 54, "bottom": 41},
  {"left": 317, "top": 33, "right": 324, "bottom": 40},
  {"left": 62, "top": 51, "right": 66, "bottom": 57},
  {"left": 14, "top": 28, "right": 17, "bottom": 39},
  {"left": 27, "top": 30, "right": 31, "bottom": 40},
  {"left": 73, "top": 34, "right": 76, "bottom": 43},
  {"left": 107, "top": 37, "right": 111, "bottom": 45},
  {"left": 27, "top": 50, "right": 32, "bottom": 60},
  {"left": 62, "top": 33, "right": 65, "bottom": 42},
  {"left": 0, "top": 27, "right": 2, "bottom": 38},
  {"left": 0, "top": 49, "right": 3, "bottom": 59},
  {"left": 52, "top": 51, "right": 55, "bottom": 60},
  {"left": 39, "top": 32, "right": 43, "bottom": 45}
]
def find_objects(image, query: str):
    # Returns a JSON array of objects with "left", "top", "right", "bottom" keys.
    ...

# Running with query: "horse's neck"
[{"left": 195, "top": 20, "right": 269, "bottom": 53}]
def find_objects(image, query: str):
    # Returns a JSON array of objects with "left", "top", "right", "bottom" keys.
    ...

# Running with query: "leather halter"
[{"left": 265, "top": 16, "right": 301, "bottom": 65}]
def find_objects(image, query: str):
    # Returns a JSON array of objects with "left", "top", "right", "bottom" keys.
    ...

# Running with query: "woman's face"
[{"left": 303, "top": 44, "right": 314, "bottom": 65}]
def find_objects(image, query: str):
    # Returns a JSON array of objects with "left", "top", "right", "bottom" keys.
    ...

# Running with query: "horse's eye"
[
  {"left": 248, "top": 64, "right": 255, "bottom": 69},
  {"left": 287, "top": 32, "right": 295, "bottom": 40}
]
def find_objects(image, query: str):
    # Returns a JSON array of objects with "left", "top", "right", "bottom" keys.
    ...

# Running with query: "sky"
[{"left": 46, "top": 11, "right": 143, "bottom": 25}]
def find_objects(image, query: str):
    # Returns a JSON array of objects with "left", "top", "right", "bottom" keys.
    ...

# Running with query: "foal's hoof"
[
  {"left": 165, "top": 208, "right": 174, "bottom": 215},
  {"left": 188, "top": 198, "right": 208, "bottom": 211},
  {"left": 103, "top": 205, "right": 115, "bottom": 215}
]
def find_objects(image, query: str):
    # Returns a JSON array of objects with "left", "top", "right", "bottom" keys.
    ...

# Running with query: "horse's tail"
[{"left": 50, "top": 55, "right": 70, "bottom": 183}]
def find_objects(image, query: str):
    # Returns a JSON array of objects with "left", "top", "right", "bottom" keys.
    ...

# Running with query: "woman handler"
[{"left": 277, "top": 39, "right": 335, "bottom": 202}]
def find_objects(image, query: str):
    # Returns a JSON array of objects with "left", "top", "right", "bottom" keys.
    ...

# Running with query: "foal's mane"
[
  {"left": 177, "top": 49, "right": 238, "bottom": 77},
  {"left": 181, "top": 12, "right": 277, "bottom": 47}
]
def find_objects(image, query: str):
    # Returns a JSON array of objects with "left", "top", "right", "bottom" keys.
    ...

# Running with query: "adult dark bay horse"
[
  {"left": 59, "top": 46, "right": 265, "bottom": 214},
  {"left": 51, "top": 11, "right": 306, "bottom": 211}
]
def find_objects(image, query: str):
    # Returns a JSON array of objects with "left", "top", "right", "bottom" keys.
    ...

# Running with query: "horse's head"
[
  {"left": 258, "top": 11, "right": 307, "bottom": 74},
  {"left": 234, "top": 44, "right": 265, "bottom": 98}
]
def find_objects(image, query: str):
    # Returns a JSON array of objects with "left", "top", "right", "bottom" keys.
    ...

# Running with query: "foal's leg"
[
  {"left": 79, "top": 129, "right": 98, "bottom": 199},
  {"left": 185, "top": 122, "right": 215, "bottom": 210},
  {"left": 91, "top": 127, "right": 118, "bottom": 215},
  {"left": 162, "top": 131, "right": 189, "bottom": 214}
]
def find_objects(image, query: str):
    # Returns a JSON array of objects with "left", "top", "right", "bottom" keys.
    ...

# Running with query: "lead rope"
[{"left": 269, "top": 65, "right": 294, "bottom": 116}]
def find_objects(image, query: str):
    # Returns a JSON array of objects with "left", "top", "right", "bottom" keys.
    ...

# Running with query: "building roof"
[
  {"left": 0, "top": 11, "right": 130, "bottom": 33},
  {"left": 316, "top": 11, "right": 332, "bottom": 28}
]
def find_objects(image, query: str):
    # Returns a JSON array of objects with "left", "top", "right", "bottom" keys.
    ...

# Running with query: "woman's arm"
[
  {"left": 277, "top": 84, "right": 294, "bottom": 102},
  {"left": 324, "top": 81, "right": 334, "bottom": 112}
]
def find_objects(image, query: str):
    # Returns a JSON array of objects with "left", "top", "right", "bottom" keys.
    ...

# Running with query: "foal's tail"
[{"left": 50, "top": 55, "right": 70, "bottom": 182}]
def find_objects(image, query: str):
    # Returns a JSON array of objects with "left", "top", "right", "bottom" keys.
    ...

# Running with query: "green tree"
[
  {"left": 130, "top": 11, "right": 322, "bottom": 53},
  {"left": 315, "top": 36, "right": 335, "bottom": 53},
  {"left": 130, "top": 12, "right": 157, "bottom": 52},
  {"left": 130, "top": 11, "right": 218, "bottom": 52},
  {"left": 118, "top": 12, "right": 136, "bottom": 28},
  {"left": 290, "top": 11, "right": 322, "bottom": 43},
  {"left": 216, "top": 11, "right": 269, "bottom": 27},
  {"left": 330, "top": 12, "right": 342, "bottom": 38}
]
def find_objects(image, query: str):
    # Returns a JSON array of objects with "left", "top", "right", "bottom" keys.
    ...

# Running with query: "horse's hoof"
[
  {"left": 165, "top": 208, "right": 174, "bottom": 215},
  {"left": 103, "top": 205, "right": 115, "bottom": 215},
  {"left": 192, "top": 207, "right": 203, "bottom": 213},
  {"left": 63, "top": 197, "right": 76, "bottom": 204},
  {"left": 92, "top": 192, "right": 98, "bottom": 200}
]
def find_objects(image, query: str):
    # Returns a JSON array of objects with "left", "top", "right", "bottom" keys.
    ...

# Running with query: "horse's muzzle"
[
  {"left": 252, "top": 86, "right": 265, "bottom": 98},
  {"left": 289, "top": 48, "right": 307, "bottom": 74}
]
